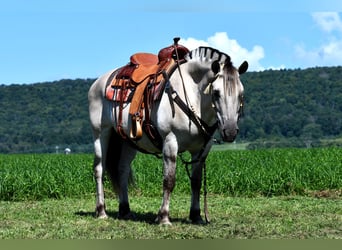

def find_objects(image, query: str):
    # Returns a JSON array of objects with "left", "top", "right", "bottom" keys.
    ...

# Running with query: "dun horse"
[{"left": 88, "top": 39, "right": 248, "bottom": 225}]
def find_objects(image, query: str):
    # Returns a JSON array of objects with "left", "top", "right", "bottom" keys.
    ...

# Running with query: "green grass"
[
  {"left": 0, "top": 148, "right": 341, "bottom": 239},
  {"left": 0, "top": 147, "right": 341, "bottom": 201},
  {"left": 133, "top": 147, "right": 342, "bottom": 197},
  {"left": 0, "top": 195, "right": 341, "bottom": 239},
  {"left": 0, "top": 154, "right": 94, "bottom": 201},
  {"left": 204, "top": 147, "right": 342, "bottom": 196},
  {"left": 212, "top": 142, "right": 249, "bottom": 151}
]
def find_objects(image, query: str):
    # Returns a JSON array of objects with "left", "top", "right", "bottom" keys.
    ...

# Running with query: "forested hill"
[
  {"left": 0, "top": 79, "right": 94, "bottom": 153},
  {"left": 240, "top": 66, "right": 342, "bottom": 148},
  {"left": 1, "top": 66, "right": 341, "bottom": 153}
]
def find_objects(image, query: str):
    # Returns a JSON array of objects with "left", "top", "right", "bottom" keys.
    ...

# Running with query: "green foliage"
[
  {"left": 0, "top": 67, "right": 342, "bottom": 153},
  {"left": 1, "top": 148, "right": 341, "bottom": 201},
  {"left": 0, "top": 79, "right": 94, "bottom": 153},
  {"left": 240, "top": 67, "right": 342, "bottom": 143},
  {"left": 205, "top": 147, "right": 342, "bottom": 196},
  {"left": 1, "top": 196, "right": 341, "bottom": 239},
  {"left": 0, "top": 154, "right": 94, "bottom": 201},
  {"left": 1, "top": 149, "right": 341, "bottom": 239}
]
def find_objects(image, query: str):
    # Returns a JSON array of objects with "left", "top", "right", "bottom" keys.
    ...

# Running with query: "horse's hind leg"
[
  {"left": 110, "top": 141, "right": 137, "bottom": 219},
  {"left": 119, "top": 144, "right": 137, "bottom": 219},
  {"left": 92, "top": 127, "right": 112, "bottom": 218}
]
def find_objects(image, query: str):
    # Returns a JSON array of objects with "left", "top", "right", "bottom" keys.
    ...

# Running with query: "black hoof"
[
  {"left": 189, "top": 209, "right": 205, "bottom": 224},
  {"left": 118, "top": 202, "right": 131, "bottom": 219}
]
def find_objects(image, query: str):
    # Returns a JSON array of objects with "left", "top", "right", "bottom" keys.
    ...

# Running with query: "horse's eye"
[
  {"left": 238, "top": 94, "right": 245, "bottom": 118},
  {"left": 213, "top": 90, "right": 220, "bottom": 99},
  {"left": 239, "top": 94, "right": 244, "bottom": 105}
]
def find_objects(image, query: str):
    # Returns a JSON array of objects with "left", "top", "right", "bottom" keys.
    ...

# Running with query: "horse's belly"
[
  {"left": 107, "top": 104, "right": 162, "bottom": 154},
  {"left": 177, "top": 133, "right": 209, "bottom": 153},
  {"left": 134, "top": 136, "right": 162, "bottom": 154}
]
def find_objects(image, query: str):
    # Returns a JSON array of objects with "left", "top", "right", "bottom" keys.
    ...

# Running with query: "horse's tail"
[{"left": 106, "top": 128, "right": 134, "bottom": 193}]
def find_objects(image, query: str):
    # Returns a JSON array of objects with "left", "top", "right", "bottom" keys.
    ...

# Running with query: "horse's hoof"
[
  {"left": 96, "top": 212, "right": 108, "bottom": 219},
  {"left": 191, "top": 217, "right": 205, "bottom": 225},
  {"left": 155, "top": 215, "right": 172, "bottom": 225},
  {"left": 159, "top": 219, "right": 172, "bottom": 226},
  {"left": 95, "top": 204, "right": 107, "bottom": 219},
  {"left": 118, "top": 202, "right": 131, "bottom": 218},
  {"left": 189, "top": 209, "right": 205, "bottom": 224},
  {"left": 118, "top": 212, "right": 135, "bottom": 220}
]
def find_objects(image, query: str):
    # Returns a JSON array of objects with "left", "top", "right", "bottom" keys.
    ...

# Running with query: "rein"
[
  {"left": 164, "top": 72, "right": 217, "bottom": 141},
  {"left": 169, "top": 39, "right": 218, "bottom": 139},
  {"left": 179, "top": 140, "right": 212, "bottom": 224},
  {"left": 165, "top": 43, "right": 217, "bottom": 223}
]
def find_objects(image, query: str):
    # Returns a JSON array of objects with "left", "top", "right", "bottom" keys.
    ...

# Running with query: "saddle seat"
[
  {"left": 114, "top": 54, "right": 156, "bottom": 82},
  {"left": 130, "top": 53, "right": 158, "bottom": 65}
]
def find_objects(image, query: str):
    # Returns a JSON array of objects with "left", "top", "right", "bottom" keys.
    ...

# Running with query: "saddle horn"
[{"left": 173, "top": 37, "right": 180, "bottom": 45}]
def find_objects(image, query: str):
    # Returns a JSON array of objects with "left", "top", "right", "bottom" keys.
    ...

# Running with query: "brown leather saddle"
[{"left": 105, "top": 38, "right": 189, "bottom": 143}]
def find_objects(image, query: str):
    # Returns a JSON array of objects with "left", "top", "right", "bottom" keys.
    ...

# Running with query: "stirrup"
[{"left": 130, "top": 114, "right": 143, "bottom": 140}]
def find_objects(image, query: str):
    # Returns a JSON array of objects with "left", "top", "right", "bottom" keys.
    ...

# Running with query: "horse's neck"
[{"left": 170, "top": 63, "right": 216, "bottom": 125}]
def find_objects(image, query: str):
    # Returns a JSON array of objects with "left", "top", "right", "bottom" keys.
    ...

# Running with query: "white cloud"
[
  {"left": 295, "top": 39, "right": 342, "bottom": 67},
  {"left": 181, "top": 32, "right": 266, "bottom": 71},
  {"left": 295, "top": 12, "right": 342, "bottom": 67},
  {"left": 312, "top": 12, "right": 342, "bottom": 33}
]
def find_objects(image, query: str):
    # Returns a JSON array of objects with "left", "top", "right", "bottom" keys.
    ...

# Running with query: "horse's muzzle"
[{"left": 219, "top": 121, "right": 239, "bottom": 142}]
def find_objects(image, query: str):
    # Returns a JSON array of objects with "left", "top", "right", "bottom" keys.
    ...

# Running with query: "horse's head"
[
  {"left": 205, "top": 57, "right": 248, "bottom": 142},
  {"left": 185, "top": 47, "right": 248, "bottom": 142}
]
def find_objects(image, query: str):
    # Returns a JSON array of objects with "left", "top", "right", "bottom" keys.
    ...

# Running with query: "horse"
[{"left": 88, "top": 44, "right": 248, "bottom": 225}]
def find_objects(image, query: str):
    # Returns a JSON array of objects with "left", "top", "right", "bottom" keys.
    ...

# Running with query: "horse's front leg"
[
  {"left": 189, "top": 144, "right": 211, "bottom": 224},
  {"left": 189, "top": 156, "right": 204, "bottom": 224},
  {"left": 157, "top": 134, "right": 178, "bottom": 225}
]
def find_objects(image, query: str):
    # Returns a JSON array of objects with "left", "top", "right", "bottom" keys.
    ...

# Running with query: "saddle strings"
[{"left": 173, "top": 44, "right": 192, "bottom": 129}]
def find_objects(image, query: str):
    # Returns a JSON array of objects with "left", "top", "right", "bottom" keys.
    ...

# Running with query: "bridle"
[
  {"left": 164, "top": 45, "right": 218, "bottom": 142},
  {"left": 205, "top": 70, "right": 245, "bottom": 129}
]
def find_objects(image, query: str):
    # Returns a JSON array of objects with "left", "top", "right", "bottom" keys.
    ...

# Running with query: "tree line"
[
  {"left": 0, "top": 66, "right": 341, "bottom": 153},
  {"left": 239, "top": 66, "right": 342, "bottom": 148}
]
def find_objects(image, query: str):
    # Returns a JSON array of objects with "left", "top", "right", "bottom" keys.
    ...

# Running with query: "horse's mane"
[
  {"left": 185, "top": 47, "right": 233, "bottom": 68},
  {"left": 186, "top": 47, "right": 238, "bottom": 96}
]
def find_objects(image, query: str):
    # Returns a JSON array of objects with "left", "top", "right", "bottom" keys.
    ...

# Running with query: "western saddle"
[{"left": 105, "top": 38, "right": 189, "bottom": 144}]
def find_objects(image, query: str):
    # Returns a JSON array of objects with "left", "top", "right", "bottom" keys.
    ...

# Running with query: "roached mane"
[
  {"left": 185, "top": 46, "right": 233, "bottom": 68},
  {"left": 185, "top": 46, "right": 238, "bottom": 95}
]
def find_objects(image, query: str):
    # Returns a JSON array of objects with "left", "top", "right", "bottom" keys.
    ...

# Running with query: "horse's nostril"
[{"left": 221, "top": 128, "right": 238, "bottom": 143}]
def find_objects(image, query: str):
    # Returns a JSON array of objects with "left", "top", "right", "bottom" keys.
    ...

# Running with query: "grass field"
[
  {"left": 0, "top": 195, "right": 341, "bottom": 239},
  {"left": 0, "top": 147, "right": 341, "bottom": 238}
]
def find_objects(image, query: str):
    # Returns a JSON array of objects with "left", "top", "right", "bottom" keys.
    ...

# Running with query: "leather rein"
[
  {"left": 164, "top": 47, "right": 218, "bottom": 141},
  {"left": 163, "top": 45, "right": 218, "bottom": 224}
]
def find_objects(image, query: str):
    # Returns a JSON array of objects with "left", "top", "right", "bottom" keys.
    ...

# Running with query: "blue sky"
[{"left": 1, "top": 0, "right": 342, "bottom": 84}]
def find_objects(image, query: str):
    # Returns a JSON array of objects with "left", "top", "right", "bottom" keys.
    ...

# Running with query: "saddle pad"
[{"left": 105, "top": 85, "right": 134, "bottom": 102}]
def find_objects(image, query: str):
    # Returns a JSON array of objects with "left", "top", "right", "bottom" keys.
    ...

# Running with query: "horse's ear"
[
  {"left": 211, "top": 60, "right": 220, "bottom": 74},
  {"left": 238, "top": 61, "right": 248, "bottom": 74}
]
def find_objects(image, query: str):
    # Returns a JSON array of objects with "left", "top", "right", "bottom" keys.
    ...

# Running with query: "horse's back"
[
  {"left": 88, "top": 69, "right": 117, "bottom": 130},
  {"left": 88, "top": 69, "right": 116, "bottom": 102}
]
